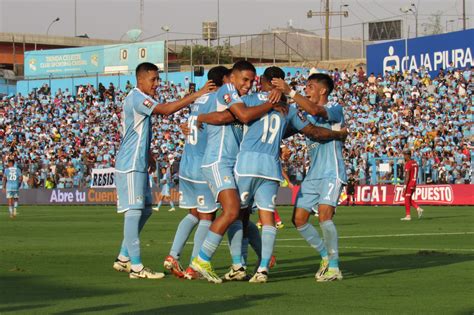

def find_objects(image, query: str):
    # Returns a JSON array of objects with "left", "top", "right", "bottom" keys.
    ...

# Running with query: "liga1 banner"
[
  {"left": 90, "top": 168, "right": 116, "bottom": 188},
  {"left": 339, "top": 184, "right": 474, "bottom": 206}
]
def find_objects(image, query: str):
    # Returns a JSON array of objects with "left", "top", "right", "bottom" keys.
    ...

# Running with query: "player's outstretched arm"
[
  {"left": 197, "top": 110, "right": 235, "bottom": 126},
  {"left": 271, "top": 78, "right": 328, "bottom": 118},
  {"left": 230, "top": 90, "right": 282, "bottom": 124},
  {"left": 152, "top": 81, "right": 216, "bottom": 116},
  {"left": 300, "top": 125, "right": 348, "bottom": 142}
]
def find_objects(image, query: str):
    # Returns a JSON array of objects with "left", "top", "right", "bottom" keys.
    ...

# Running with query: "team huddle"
[{"left": 112, "top": 61, "right": 348, "bottom": 283}]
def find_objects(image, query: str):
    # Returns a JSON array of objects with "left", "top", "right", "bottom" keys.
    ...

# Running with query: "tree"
[
  {"left": 178, "top": 40, "right": 233, "bottom": 65},
  {"left": 422, "top": 11, "right": 443, "bottom": 35}
]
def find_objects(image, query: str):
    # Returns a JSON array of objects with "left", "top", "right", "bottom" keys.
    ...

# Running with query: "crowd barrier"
[{"left": 0, "top": 185, "right": 472, "bottom": 206}]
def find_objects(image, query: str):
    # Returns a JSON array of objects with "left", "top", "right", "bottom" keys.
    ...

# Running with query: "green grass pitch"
[{"left": 1, "top": 205, "right": 473, "bottom": 314}]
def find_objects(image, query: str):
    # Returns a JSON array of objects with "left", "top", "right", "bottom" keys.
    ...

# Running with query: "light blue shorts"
[
  {"left": 6, "top": 191, "right": 19, "bottom": 199},
  {"left": 179, "top": 177, "right": 218, "bottom": 213},
  {"left": 296, "top": 178, "right": 343, "bottom": 212},
  {"left": 116, "top": 171, "right": 152, "bottom": 213},
  {"left": 236, "top": 176, "right": 279, "bottom": 212},
  {"left": 201, "top": 163, "right": 237, "bottom": 201}
]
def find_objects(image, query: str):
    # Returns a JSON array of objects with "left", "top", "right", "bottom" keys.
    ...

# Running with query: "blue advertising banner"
[
  {"left": 25, "top": 46, "right": 104, "bottom": 77},
  {"left": 24, "top": 41, "right": 165, "bottom": 78},
  {"left": 367, "top": 29, "right": 473, "bottom": 77}
]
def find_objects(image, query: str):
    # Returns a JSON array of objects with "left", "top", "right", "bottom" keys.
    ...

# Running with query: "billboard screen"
[
  {"left": 366, "top": 29, "right": 473, "bottom": 77},
  {"left": 24, "top": 41, "right": 165, "bottom": 77}
]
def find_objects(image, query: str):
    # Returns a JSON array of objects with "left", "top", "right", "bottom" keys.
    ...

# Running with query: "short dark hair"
[
  {"left": 136, "top": 62, "right": 158, "bottom": 77},
  {"left": 262, "top": 66, "right": 285, "bottom": 81},
  {"left": 232, "top": 60, "right": 256, "bottom": 73},
  {"left": 207, "top": 66, "right": 230, "bottom": 87},
  {"left": 307, "top": 73, "right": 334, "bottom": 95}
]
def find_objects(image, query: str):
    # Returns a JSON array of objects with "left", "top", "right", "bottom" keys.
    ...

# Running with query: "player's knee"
[{"left": 292, "top": 216, "right": 305, "bottom": 227}]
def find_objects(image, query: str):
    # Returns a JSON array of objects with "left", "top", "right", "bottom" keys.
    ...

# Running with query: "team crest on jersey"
[
  {"left": 197, "top": 195, "right": 205, "bottom": 206},
  {"left": 224, "top": 94, "right": 231, "bottom": 104},
  {"left": 143, "top": 99, "right": 153, "bottom": 108},
  {"left": 223, "top": 176, "right": 231, "bottom": 183}
]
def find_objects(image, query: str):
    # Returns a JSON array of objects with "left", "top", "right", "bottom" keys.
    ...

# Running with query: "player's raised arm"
[
  {"left": 153, "top": 80, "right": 216, "bottom": 116},
  {"left": 272, "top": 77, "right": 328, "bottom": 118},
  {"left": 301, "top": 125, "right": 348, "bottom": 142},
  {"left": 197, "top": 109, "right": 235, "bottom": 126},
  {"left": 229, "top": 89, "right": 282, "bottom": 124}
]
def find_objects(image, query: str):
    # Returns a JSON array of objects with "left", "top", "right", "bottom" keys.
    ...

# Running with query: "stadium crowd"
[{"left": 0, "top": 65, "right": 472, "bottom": 189}]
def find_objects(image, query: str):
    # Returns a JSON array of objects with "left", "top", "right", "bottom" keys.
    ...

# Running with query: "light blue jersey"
[
  {"left": 201, "top": 83, "right": 244, "bottom": 167},
  {"left": 235, "top": 93, "right": 309, "bottom": 181},
  {"left": 303, "top": 102, "right": 347, "bottom": 183},
  {"left": 5, "top": 167, "right": 21, "bottom": 191},
  {"left": 179, "top": 92, "right": 215, "bottom": 183},
  {"left": 115, "top": 88, "right": 158, "bottom": 173}
]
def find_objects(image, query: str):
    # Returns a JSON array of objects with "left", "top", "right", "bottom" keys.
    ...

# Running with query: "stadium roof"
[{"left": 0, "top": 32, "right": 123, "bottom": 47}]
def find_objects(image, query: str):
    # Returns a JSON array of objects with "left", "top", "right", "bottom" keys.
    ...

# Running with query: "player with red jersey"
[{"left": 401, "top": 149, "right": 424, "bottom": 221}]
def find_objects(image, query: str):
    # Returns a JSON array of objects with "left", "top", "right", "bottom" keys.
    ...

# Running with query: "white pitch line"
[
  {"left": 274, "top": 244, "right": 474, "bottom": 252},
  {"left": 276, "top": 231, "right": 474, "bottom": 241}
]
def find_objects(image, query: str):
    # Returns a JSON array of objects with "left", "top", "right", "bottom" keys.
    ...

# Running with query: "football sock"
[
  {"left": 124, "top": 210, "right": 142, "bottom": 266},
  {"left": 259, "top": 225, "right": 277, "bottom": 270},
  {"left": 170, "top": 200, "right": 175, "bottom": 208},
  {"left": 297, "top": 223, "right": 328, "bottom": 259},
  {"left": 118, "top": 208, "right": 152, "bottom": 259},
  {"left": 169, "top": 214, "right": 198, "bottom": 259},
  {"left": 227, "top": 220, "right": 243, "bottom": 266},
  {"left": 247, "top": 220, "right": 262, "bottom": 260},
  {"left": 14, "top": 201, "right": 18, "bottom": 208},
  {"left": 198, "top": 231, "right": 223, "bottom": 262},
  {"left": 241, "top": 237, "right": 249, "bottom": 267},
  {"left": 157, "top": 201, "right": 162, "bottom": 209},
  {"left": 274, "top": 209, "right": 282, "bottom": 224},
  {"left": 8, "top": 206, "right": 13, "bottom": 215},
  {"left": 320, "top": 220, "right": 339, "bottom": 268},
  {"left": 191, "top": 219, "right": 212, "bottom": 263}
]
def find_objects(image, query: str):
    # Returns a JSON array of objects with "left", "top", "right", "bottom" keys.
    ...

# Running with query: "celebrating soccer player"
[
  {"left": 273, "top": 73, "right": 347, "bottom": 281},
  {"left": 163, "top": 66, "right": 230, "bottom": 280},
  {"left": 112, "top": 62, "right": 215, "bottom": 279}
]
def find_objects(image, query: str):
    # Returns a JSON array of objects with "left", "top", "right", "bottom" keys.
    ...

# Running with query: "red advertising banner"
[{"left": 339, "top": 185, "right": 474, "bottom": 206}]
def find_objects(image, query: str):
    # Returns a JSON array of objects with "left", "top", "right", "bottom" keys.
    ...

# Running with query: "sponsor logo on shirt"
[
  {"left": 143, "top": 99, "right": 153, "bottom": 108},
  {"left": 224, "top": 94, "right": 231, "bottom": 104}
]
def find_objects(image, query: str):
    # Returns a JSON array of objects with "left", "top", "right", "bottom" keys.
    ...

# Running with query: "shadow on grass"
[
  {"left": 0, "top": 304, "right": 51, "bottom": 313},
  {"left": 55, "top": 303, "right": 130, "bottom": 314},
  {"left": 343, "top": 250, "right": 474, "bottom": 279},
  {"left": 0, "top": 274, "right": 125, "bottom": 310},
  {"left": 121, "top": 293, "right": 283, "bottom": 314},
  {"left": 267, "top": 251, "right": 474, "bottom": 281}
]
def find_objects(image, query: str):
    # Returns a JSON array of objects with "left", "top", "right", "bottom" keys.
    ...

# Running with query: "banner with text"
[
  {"left": 90, "top": 168, "right": 116, "bottom": 188},
  {"left": 0, "top": 185, "right": 472, "bottom": 206},
  {"left": 366, "top": 29, "right": 473, "bottom": 77},
  {"left": 339, "top": 184, "right": 474, "bottom": 206}
]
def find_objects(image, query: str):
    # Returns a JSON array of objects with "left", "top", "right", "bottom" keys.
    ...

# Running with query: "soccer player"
[
  {"left": 153, "top": 167, "right": 176, "bottom": 212},
  {"left": 163, "top": 66, "right": 230, "bottom": 280},
  {"left": 233, "top": 67, "right": 347, "bottom": 283},
  {"left": 112, "top": 62, "right": 215, "bottom": 279},
  {"left": 401, "top": 149, "right": 424, "bottom": 220},
  {"left": 190, "top": 60, "right": 283, "bottom": 283},
  {"left": 273, "top": 73, "right": 347, "bottom": 282},
  {"left": 3, "top": 158, "right": 22, "bottom": 218}
]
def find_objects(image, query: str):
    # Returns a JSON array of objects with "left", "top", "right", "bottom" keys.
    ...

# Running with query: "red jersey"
[{"left": 405, "top": 160, "right": 418, "bottom": 187}]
